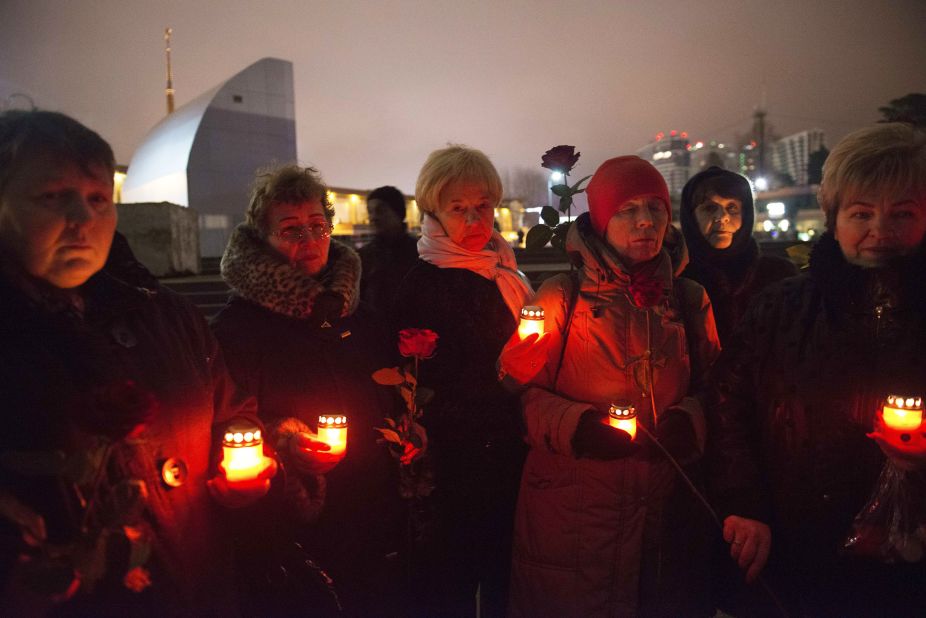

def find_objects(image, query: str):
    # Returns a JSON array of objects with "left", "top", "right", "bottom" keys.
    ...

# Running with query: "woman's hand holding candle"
[
  {"left": 499, "top": 331, "right": 552, "bottom": 385},
  {"left": 289, "top": 431, "right": 344, "bottom": 476},
  {"left": 208, "top": 458, "right": 278, "bottom": 508}
]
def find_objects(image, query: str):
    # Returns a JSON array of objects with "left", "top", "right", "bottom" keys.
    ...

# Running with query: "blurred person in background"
[{"left": 358, "top": 185, "right": 419, "bottom": 315}]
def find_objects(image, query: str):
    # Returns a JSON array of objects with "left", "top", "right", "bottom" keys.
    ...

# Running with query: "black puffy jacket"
[{"left": 707, "top": 232, "right": 926, "bottom": 616}]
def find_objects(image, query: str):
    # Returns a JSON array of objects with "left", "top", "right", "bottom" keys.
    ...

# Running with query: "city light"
[
  {"left": 778, "top": 219, "right": 790, "bottom": 232},
  {"left": 763, "top": 220, "right": 774, "bottom": 232},
  {"left": 766, "top": 202, "right": 786, "bottom": 218},
  {"left": 754, "top": 177, "right": 769, "bottom": 191}
]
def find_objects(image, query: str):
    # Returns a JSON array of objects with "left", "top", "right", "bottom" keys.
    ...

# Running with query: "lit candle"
[
  {"left": 881, "top": 394, "right": 924, "bottom": 431},
  {"left": 317, "top": 415, "right": 348, "bottom": 456},
  {"left": 608, "top": 403, "right": 637, "bottom": 440},
  {"left": 518, "top": 305, "right": 545, "bottom": 340},
  {"left": 221, "top": 421, "right": 270, "bottom": 483}
]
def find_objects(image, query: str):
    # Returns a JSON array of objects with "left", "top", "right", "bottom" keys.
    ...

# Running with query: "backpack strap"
[{"left": 552, "top": 268, "right": 581, "bottom": 391}]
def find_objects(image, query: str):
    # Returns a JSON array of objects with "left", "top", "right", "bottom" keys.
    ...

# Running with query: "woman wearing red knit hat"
[{"left": 503, "top": 155, "right": 764, "bottom": 616}]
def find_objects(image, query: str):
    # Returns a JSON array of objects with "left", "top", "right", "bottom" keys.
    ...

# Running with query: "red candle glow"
[
  {"left": 882, "top": 395, "right": 924, "bottom": 431},
  {"left": 221, "top": 421, "right": 270, "bottom": 483},
  {"left": 518, "top": 305, "right": 545, "bottom": 340},
  {"left": 318, "top": 415, "right": 348, "bottom": 456},
  {"left": 608, "top": 403, "right": 637, "bottom": 440}
]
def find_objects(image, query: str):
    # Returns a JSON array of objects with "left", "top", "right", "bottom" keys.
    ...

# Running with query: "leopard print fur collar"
[{"left": 221, "top": 223, "right": 360, "bottom": 320}]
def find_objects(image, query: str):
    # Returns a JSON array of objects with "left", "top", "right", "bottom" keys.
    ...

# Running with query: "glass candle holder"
[
  {"left": 882, "top": 395, "right": 924, "bottom": 431},
  {"left": 318, "top": 415, "right": 348, "bottom": 456},
  {"left": 518, "top": 305, "right": 545, "bottom": 340},
  {"left": 222, "top": 421, "right": 268, "bottom": 483},
  {"left": 608, "top": 403, "right": 637, "bottom": 440}
]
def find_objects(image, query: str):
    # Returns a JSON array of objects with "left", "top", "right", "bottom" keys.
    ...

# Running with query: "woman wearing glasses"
[{"left": 212, "top": 164, "right": 403, "bottom": 616}]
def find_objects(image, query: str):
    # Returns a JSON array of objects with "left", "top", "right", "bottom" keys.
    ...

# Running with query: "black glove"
[
  {"left": 655, "top": 409, "right": 699, "bottom": 465},
  {"left": 572, "top": 411, "right": 638, "bottom": 460}
]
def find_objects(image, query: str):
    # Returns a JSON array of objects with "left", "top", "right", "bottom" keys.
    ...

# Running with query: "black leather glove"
[
  {"left": 655, "top": 409, "right": 699, "bottom": 465},
  {"left": 572, "top": 411, "right": 638, "bottom": 460}
]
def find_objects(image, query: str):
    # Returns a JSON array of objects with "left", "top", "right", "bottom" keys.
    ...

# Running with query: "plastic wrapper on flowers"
[
  {"left": 843, "top": 461, "right": 926, "bottom": 563},
  {"left": 844, "top": 398, "right": 926, "bottom": 563}
]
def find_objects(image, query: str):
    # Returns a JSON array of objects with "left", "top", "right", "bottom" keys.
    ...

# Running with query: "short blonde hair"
[
  {"left": 415, "top": 144, "right": 503, "bottom": 215},
  {"left": 819, "top": 123, "right": 926, "bottom": 229},
  {"left": 246, "top": 164, "right": 333, "bottom": 235}
]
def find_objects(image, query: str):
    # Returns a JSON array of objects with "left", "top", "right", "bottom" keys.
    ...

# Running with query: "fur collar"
[
  {"left": 221, "top": 223, "right": 360, "bottom": 320},
  {"left": 809, "top": 231, "right": 926, "bottom": 319}
]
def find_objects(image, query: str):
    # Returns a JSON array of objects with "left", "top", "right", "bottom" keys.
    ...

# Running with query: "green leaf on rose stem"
[
  {"left": 410, "top": 421, "right": 428, "bottom": 451},
  {"left": 540, "top": 206, "right": 560, "bottom": 227},
  {"left": 526, "top": 224, "right": 554, "bottom": 251},
  {"left": 372, "top": 367, "right": 405, "bottom": 385},
  {"left": 571, "top": 175, "right": 592, "bottom": 191},
  {"left": 550, "top": 184, "right": 570, "bottom": 197},
  {"left": 400, "top": 387, "right": 414, "bottom": 410},
  {"left": 414, "top": 387, "right": 435, "bottom": 407},
  {"left": 384, "top": 417, "right": 396, "bottom": 428},
  {"left": 558, "top": 195, "right": 573, "bottom": 213},
  {"left": 404, "top": 371, "right": 417, "bottom": 387},
  {"left": 554, "top": 222, "right": 572, "bottom": 236},
  {"left": 374, "top": 428, "right": 403, "bottom": 445}
]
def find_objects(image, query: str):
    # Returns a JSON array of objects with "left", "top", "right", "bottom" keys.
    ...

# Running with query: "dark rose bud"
[
  {"left": 541, "top": 145, "right": 581, "bottom": 174},
  {"left": 627, "top": 275, "right": 665, "bottom": 308}
]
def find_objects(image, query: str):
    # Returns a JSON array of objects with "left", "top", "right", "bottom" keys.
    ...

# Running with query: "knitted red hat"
[{"left": 586, "top": 156, "right": 671, "bottom": 235}]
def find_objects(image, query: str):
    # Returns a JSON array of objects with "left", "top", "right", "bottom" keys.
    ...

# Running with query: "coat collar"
[{"left": 220, "top": 223, "right": 360, "bottom": 321}]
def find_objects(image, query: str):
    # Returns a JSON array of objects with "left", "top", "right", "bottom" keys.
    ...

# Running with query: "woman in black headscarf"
[{"left": 679, "top": 167, "right": 797, "bottom": 345}]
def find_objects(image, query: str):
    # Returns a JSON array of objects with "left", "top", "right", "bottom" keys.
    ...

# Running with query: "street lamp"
[{"left": 547, "top": 171, "right": 564, "bottom": 208}]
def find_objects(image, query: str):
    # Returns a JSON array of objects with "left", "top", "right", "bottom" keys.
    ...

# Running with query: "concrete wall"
[{"left": 117, "top": 202, "right": 200, "bottom": 276}]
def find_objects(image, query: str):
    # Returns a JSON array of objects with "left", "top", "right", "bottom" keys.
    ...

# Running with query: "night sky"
[{"left": 2, "top": 0, "right": 924, "bottom": 199}]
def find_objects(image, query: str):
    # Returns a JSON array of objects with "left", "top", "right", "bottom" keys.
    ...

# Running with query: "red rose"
[
  {"left": 627, "top": 275, "right": 665, "bottom": 308},
  {"left": 398, "top": 328, "right": 439, "bottom": 359},
  {"left": 541, "top": 145, "right": 581, "bottom": 174}
]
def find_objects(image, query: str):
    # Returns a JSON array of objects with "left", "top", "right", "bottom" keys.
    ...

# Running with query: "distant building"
[
  {"left": 121, "top": 57, "right": 297, "bottom": 257},
  {"left": 689, "top": 140, "right": 739, "bottom": 173},
  {"left": 771, "top": 128, "right": 826, "bottom": 186},
  {"left": 637, "top": 130, "right": 692, "bottom": 195}
]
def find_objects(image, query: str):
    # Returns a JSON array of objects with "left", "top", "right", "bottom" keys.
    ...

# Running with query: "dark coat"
[
  {"left": 392, "top": 258, "right": 527, "bottom": 616},
  {"left": 680, "top": 166, "right": 798, "bottom": 345},
  {"left": 707, "top": 232, "right": 926, "bottom": 616},
  {"left": 212, "top": 225, "right": 403, "bottom": 617},
  {"left": 0, "top": 267, "right": 249, "bottom": 616}
]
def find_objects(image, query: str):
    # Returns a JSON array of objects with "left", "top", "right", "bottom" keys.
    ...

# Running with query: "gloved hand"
[
  {"left": 572, "top": 411, "right": 638, "bottom": 460},
  {"left": 655, "top": 409, "right": 700, "bottom": 465}
]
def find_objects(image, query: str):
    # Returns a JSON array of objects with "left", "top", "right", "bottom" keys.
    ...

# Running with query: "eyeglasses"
[{"left": 272, "top": 222, "right": 333, "bottom": 243}]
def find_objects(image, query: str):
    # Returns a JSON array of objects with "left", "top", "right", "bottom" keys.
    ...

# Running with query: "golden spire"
[{"left": 165, "top": 27, "right": 175, "bottom": 115}]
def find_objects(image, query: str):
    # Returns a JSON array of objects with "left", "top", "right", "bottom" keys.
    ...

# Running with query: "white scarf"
[{"left": 417, "top": 215, "right": 533, "bottom": 319}]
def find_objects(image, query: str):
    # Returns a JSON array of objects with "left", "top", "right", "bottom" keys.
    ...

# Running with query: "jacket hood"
[
  {"left": 221, "top": 223, "right": 360, "bottom": 320},
  {"left": 680, "top": 166, "right": 756, "bottom": 266},
  {"left": 565, "top": 212, "right": 682, "bottom": 290}
]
